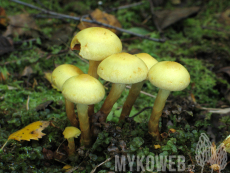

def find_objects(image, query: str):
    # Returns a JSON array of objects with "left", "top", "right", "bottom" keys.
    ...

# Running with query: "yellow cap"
[
  {"left": 51, "top": 64, "right": 84, "bottom": 90},
  {"left": 135, "top": 53, "right": 158, "bottom": 80},
  {"left": 148, "top": 61, "right": 190, "bottom": 91},
  {"left": 62, "top": 74, "right": 105, "bottom": 105},
  {"left": 97, "top": 52, "right": 148, "bottom": 84},
  {"left": 63, "top": 127, "right": 81, "bottom": 139},
  {"left": 135, "top": 53, "right": 158, "bottom": 70},
  {"left": 71, "top": 27, "right": 122, "bottom": 61}
]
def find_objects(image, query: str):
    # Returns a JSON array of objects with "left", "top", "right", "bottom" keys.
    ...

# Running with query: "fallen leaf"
[
  {"left": 218, "top": 9, "right": 230, "bottom": 25},
  {"left": 201, "top": 107, "right": 230, "bottom": 114},
  {"left": 77, "top": 9, "right": 121, "bottom": 34},
  {"left": 217, "top": 66, "right": 230, "bottom": 77},
  {"left": 3, "top": 14, "right": 38, "bottom": 37},
  {"left": 36, "top": 100, "right": 53, "bottom": 112},
  {"left": 8, "top": 121, "right": 50, "bottom": 141},
  {"left": 0, "top": 7, "right": 8, "bottom": 27},
  {"left": 21, "top": 66, "right": 33, "bottom": 77},
  {"left": 62, "top": 165, "right": 72, "bottom": 172},
  {"left": 0, "top": 36, "right": 14, "bottom": 55},
  {"left": 154, "top": 144, "right": 161, "bottom": 149},
  {"left": 154, "top": 7, "right": 200, "bottom": 30}
]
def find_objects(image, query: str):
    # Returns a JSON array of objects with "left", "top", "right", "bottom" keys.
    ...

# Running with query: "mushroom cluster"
[{"left": 51, "top": 26, "right": 190, "bottom": 154}]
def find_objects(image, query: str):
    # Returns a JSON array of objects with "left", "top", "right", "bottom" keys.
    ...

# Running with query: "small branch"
[
  {"left": 129, "top": 106, "right": 152, "bottom": 119},
  {"left": 9, "top": 0, "right": 166, "bottom": 42},
  {"left": 126, "top": 85, "right": 156, "bottom": 98},
  {"left": 108, "top": 1, "right": 144, "bottom": 12},
  {"left": 1, "top": 140, "right": 9, "bottom": 150},
  {"left": 90, "top": 157, "right": 113, "bottom": 173}
]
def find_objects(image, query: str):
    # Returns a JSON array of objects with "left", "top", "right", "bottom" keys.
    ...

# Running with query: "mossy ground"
[{"left": 0, "top": 0, "right": 230, "bottom": 172}]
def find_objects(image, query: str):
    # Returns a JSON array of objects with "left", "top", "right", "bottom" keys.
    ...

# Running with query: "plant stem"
[
  {"left": 88, "top": 60, "right": 100, "bottom": 79},
  {"left": 87, "top": 60, "right": 101, "bottom": 120},
  {"left": 1, "top": 140, "right": 8, "bottom": 150},
  {"left": 67, "top": 137, "right": 75, "bottom": 156},
  {"left": 65, "top": 98, "right": 78, "bottom": 127},
  {"left": 77, "top": 104, "right": 91, "bottom": 147},
  {"left": 119, "top": 81, "right": 145, "bottom": 122},
  {"left": 99, "top": 83, "right": 126, "bottom": 122},
  {"left": 148, "top": 89, "right": 170, "bottom": 139}
]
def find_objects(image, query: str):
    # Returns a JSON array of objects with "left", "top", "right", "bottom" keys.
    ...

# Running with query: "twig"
[
  {"left": 1, "top": 140, "right": 9, "bottom": 150},
  {"left": 107, "top": 1, "right": 144, "bottom": 12},
  {"left": 66, "top": 150, "right": 90, "bottom": 173},
  {"left": 26, "top": 95, "right": 30, "bottom": 110},
  {"left": 90, "top": 157, "right": 113, "bottom": 173},
  {"left": 9, "top": 0, "right": 166, "bottom": 42},
  {"left": 125, "top": 85, "right": 156, "bottom": 98},
  {"left": 129, "top": 106, "right": 152, "bottom": 119}
]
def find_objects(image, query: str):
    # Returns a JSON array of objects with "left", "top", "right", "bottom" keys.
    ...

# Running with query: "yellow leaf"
[
  {"left": 8, "top": 121, "right": 50, "bottom": 141},
  {"left": 154, "top": 144, "right": 161, "bottom": 149}
]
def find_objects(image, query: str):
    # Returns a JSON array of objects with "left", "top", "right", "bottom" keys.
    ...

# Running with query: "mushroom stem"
[
  {"left": 148, "top": 89, "right": 171, "bottom": 140},
  {"left": 88, "top": 60, "right": 100, "bottom": 79},
  {"left": 119, "top": 81, "right": 145, "bottom": 122},
  {"left": 65, "top": 98, "right": 78, "bottom": 127},
  {"left": 87, "top": 60, "right": 101, "bottom": 121},
  {"left": 99, "top": 83, "right": 126, "bottom": 122},
  {"left": 76, "top": 104, "right": 91, "bottom": 147},
  {"left": 67, "top": 137, "right": 75, "bottom": 156}
]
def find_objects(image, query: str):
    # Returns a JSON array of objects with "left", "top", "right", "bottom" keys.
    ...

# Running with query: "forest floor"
[{"left": 0, "top": 0, "right": 230, "bottom": 172}]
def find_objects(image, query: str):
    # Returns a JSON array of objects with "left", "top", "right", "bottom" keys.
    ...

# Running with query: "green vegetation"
[{"left": 1, "top": 0, "right": 230, "bottom": 172}]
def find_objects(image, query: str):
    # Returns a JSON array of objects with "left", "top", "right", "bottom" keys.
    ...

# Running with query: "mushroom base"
[
  {"left": 67, "top": 137, "right": 75, "bottom": 156},
  {"left": 77, "top": 104, "right": 91, "bottom": 147},
  {"left": 148, "top": 89, "right": 170, "bottom": 140},
  {"left": 119, "top": 81, "right": 145, "bottom": 122},
  {"left": 98, "top": 83, "right": 126, "bottom": 122}
]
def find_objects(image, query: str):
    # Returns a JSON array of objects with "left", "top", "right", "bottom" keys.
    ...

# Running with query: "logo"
[{"left": 195, "top": 133, "right": 228, "bottom": 173}]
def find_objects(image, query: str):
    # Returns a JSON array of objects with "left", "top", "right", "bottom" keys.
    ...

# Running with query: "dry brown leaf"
[
  {"left": 217, "top": 66, "right": 230, "bottom": 77},
  {"left": 77, "top": 9, "right": 121, "bottom": 34},
  {"left": 218, "top": 9, "right": 230, "bottom": 25},
  {"left": 0, "top": 36, "right": 14, "bottom": 55},
  {"left": 3, "top": 14, "right": 38, "bottom": 37},
  {"left": 21, "top": 66, "right": 33, "bottom": 77},
  {"left": 8, "top": 121, "right": 50, "bottom": 141},
  {"left": 0, "top": 7, "right": 7, "bottom": 27},
  {"left": 154, "top": 7, "right": 200, "bottom": 30}
]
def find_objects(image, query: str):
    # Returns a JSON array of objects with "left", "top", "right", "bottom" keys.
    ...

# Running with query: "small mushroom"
[
  {"left": 97, "top": 52, "right": 148, "bottom": 122},
  {"left": 119, "top": 53, "right": 158, "bottom": 122},
  {"left": 148, "top": 61, "right": 190, "bottom": 139},
  {"left": 62, "top": 74, "right": 105, "bottom": 147},
  {"left": 63, "top": 126, "right": 81, "bottom": 156},
  {"left": 51, "top": 64, "right": 84, "bottom": 127}
]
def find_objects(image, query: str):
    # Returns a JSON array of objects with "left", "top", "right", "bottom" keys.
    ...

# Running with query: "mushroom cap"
[
  {"left": 97, "top": 52, "right": 148, "bottom": 84},
  {"left": 70, "top": 27, "right": 122, "bottom": 61},
  {"left": 63, "top": 126, "right": 81, "bottom": 139},
  {"left": 135, "top": 53, "right": 158, "bottom": 70},
  {"left": 62, "top": 74, "right": 105, "bottom": 105},
  {"left": 51, "top": 64, "right": 84, "bottom": 90},
  {"left": 135, "top": 53, "right": 158, "bottom": 80},
  {"left": 148, "top": 61, "right": 190, "bottom": 91}
]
